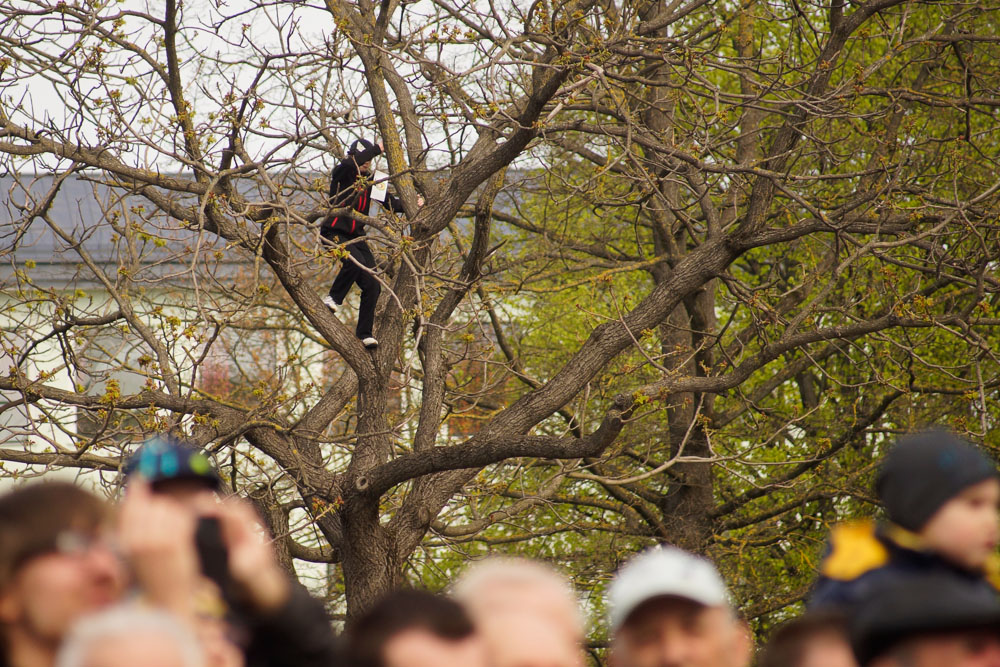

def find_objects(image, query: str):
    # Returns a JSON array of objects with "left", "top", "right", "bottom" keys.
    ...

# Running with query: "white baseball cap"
[{"left": 608, "top": 545, "right": 731, "bottom": 632}]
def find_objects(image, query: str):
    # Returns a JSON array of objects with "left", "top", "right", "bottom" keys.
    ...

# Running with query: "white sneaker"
[
  {"left": 361, "top": 337, "right": 379, "bottom": 349},
  {"left": 322, "top": 295, "right": 338, "bottom": 312}
]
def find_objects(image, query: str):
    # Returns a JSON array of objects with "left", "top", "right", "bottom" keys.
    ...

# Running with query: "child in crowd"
[{"left": 810, "top": 428, "right": 1000, "bottom": 610}]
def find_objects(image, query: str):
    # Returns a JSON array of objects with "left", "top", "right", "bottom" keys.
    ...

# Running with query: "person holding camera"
[{"left": 120, "top": 436, "right": 341, "bottom": 667}]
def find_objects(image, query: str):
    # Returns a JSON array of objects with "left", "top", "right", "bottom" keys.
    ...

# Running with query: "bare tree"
[{"left": 2, "top": 0, "right": 1000, "bottom": 624}]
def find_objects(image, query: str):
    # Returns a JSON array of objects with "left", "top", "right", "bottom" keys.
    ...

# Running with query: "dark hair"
[
  {"left": 345, "top": 590, "right": 475, "bottom": 667},
  {"left": 0, "top": 482, "right": 108, "bottom": 589},
  {"left": 758, "top": 611, "right": 850, "bottom": 667}
]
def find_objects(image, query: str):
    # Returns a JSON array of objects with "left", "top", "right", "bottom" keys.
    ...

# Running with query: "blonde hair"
[{"left": 452, "top": 557, "right": 584, "bottom": 631}]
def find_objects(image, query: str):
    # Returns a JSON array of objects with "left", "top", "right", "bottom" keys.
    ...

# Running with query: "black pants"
[{"left": 322, "top": 230, "right": 380, "bottom": 339}]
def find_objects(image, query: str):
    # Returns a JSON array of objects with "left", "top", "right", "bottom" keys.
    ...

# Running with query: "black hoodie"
[{"left": 322, "top": 140, "right": 401, "bottom": 237}]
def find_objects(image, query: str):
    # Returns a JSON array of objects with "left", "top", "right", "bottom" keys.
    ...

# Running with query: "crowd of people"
[{"left": 1, "top": 428, "right": 998, "bottom": 666}]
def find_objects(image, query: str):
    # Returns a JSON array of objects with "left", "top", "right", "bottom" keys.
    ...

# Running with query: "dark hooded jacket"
[
  {"left": 242, "top": 582, "right": 343, "bottom": 667},
  {"left": 193, "top": 524, "right": 341, "bottom": 667},
  {"left": 809, "top": 519, "right": 1000, "bottom": 612},
  {"left": 322, "top": 140, "right": 402, "bottom": 238}
]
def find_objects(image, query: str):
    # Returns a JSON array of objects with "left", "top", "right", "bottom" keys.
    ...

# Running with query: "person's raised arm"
[
  {"left": 116, "top": 479, "right": 201, "bottom": 618},
  {"left": 210, "top": 496, "right": 342, "bottom": 667}
]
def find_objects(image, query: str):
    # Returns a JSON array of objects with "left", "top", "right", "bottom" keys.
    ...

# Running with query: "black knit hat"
[
  {"left": 850, "top": 573, "right": 1000, "bottom": 665},
  {"left": 876, "top": 429, "right": 997, "bottom": 532},
  {"left": 348, "top": 138, "right": 375, "bottom": 156}
]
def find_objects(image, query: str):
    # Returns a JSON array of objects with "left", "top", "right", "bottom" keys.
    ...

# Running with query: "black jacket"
[
  {"left": 322, "top": 142, "right": 403, "bottom": 238},
  {"left": 809, "top": 520, "right": 1000, "bottom": 611},
  {"left": 243, "top": 582, "right": 342, "bottom": 667}
]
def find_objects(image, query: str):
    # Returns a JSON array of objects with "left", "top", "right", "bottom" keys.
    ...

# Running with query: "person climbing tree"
[{"left": 320, "top": 138, "right": 419, "bottom": 349}]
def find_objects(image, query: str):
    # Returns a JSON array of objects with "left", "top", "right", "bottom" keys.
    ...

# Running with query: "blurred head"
[
  {"left": 759, "top": 611, "right": 857, "bottom": 667},
  {"left": 851, "top": 574, "right": 1000, "bottom": 667},
  {"left": 347, "top": 589, "right": 487, "bottom": 667},
  {"left": 876, "top": 429, "right": 998, "bottom": 558},
  {"left": 55, "top": 605, "right": 202, "bottom": 667},
  {"left": 919, "top": 477, "right": 1000, "bottom": 572},
  {"left": 868, "top": 632, "right": 1000, "bottom": 667},
  {"left": 453, "top": 558, "right": 585, "bottom": 667},
  {"left": 0, "top": 483, "right": 125, "bottom": 652},
  {"left": 608, "top": 546, "right": 752, "bottom": 667}
]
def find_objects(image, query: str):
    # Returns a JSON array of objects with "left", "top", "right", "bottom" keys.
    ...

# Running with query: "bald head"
[
  {"left": 454, "top": 558, "right": 585, "bottom": 667},
  {"left": 56, "top": 605, "right": 203, "bottom": 667}
]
